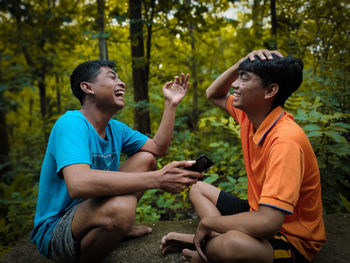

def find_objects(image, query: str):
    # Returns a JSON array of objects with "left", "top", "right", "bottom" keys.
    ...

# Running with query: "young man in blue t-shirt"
[{"left": 31, "top": 60, "right": 202, "bottom": 263}]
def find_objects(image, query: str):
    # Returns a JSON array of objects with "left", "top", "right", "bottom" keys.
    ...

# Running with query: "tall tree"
[
  {"left": 129, "top": 0, "right": 150, "bottom": 134},
  {"left": 143, "top": 0, "right": 155, "bottom": 84},
  {"left": 185, "top": 0, "right": 199, "bottom": 129},
  {"left": 1, "top": 0, "right": 79, "bottom": 133},
  {"left": 97, "top": 0, "right": 108, "bottom": 60},
  {"left": 270, "top": 0, "right": 277, "bottom": 49}
]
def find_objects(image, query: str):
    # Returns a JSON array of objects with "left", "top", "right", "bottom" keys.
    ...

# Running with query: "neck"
[
  {"left": 246, "top": 105, "right": 274, "bottom": 131},
  {"left": 80, "top": 104, "right": 115, "bottom": 139}
]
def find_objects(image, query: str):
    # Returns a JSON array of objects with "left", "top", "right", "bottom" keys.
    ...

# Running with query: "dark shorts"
[
  {"left": 48, "top": 204, "right": 80, "bottom": 263},
  {"left": 216, "top": 190, "right": 310, "bottom": 263}
]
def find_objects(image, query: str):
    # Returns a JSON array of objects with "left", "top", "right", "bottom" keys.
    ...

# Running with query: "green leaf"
[
  {"left": 339, "top": 194, "right": 350, "bottom": 213},
  {"left": 203, "top": 173, "right": 219, "bottom": 184},
  {"left": 306, "top": 131, "right": 323, "bottom": 138},
  {"left": 302, "top": 124, "right": 322, "bottom": 132},
  {"left": 325, "top": 131, "right": 348, "bottom": 144}
]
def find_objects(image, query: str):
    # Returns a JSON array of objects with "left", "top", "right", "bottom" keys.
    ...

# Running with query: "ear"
[
  {"left": 265, "top": 83, "right": 279, "bottom": 99},
  {"left": 80, "top": 82, "right": 95, "bottom": 95}
]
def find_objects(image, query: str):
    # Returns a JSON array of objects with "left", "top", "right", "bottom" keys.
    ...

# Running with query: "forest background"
[{"left": 0, "top": 0, "right": 349, "bottom": 256}]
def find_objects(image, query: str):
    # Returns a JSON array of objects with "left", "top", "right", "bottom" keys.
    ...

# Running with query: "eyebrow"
[
  {"left": 239, "top": 71, "right": 250, "bottom": 78},
  {"left": 107, "top": 70, "right": 119, "bottom": 78},
  {"left": 107, "top": 70, "right": 116, "bottom": 75}
]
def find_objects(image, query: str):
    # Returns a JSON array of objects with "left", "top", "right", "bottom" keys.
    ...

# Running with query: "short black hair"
[
  {"left": 238, "top": 54, "right": 303, "bottom": 108},
  {"left": 70, "top": 60, "right": 116, "bottom": 105}
]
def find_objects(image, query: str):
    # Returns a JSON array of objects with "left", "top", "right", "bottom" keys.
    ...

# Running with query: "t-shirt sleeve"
[
  {"left": 53, "top": 116, "right": 92, "bottom": 174},
  {"left": 259, "top": 141, "right": 304, "bottom": 214},
  {"left": 119, "top": 122, "right": 148, "bottom": 156}
]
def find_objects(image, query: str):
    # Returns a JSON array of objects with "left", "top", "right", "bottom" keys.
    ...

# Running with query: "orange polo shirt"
[{"left": 226, "top": 95, "right": 326, "bottom": 261}]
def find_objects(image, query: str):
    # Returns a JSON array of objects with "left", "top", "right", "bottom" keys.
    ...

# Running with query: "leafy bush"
[{"left": 0, "top": 172, "right": 37, "bottom": 256}]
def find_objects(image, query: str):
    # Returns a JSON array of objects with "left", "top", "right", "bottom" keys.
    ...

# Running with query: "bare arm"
[
  {"left": 194, "top": 205, "right": 285, "bottom": 261},
  {"left": 63, "top": 160, "right": 202, "bottom": 199},
  {"left": 202, "top": 206, "right": 285, "bottom": 239},
  {"left": 140, "top": 73, "right": 189, "bottom": 156},
  {"left": 205, "top": 62, "right": 241, "bottom": 111}
]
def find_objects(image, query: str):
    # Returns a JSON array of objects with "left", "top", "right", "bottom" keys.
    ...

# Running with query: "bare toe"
[
  {"left": 160, "top": 232, "right": 195, "bottom": 254},
  {"left": 125, "top": 225, "right": 152, "bottom": 239}
]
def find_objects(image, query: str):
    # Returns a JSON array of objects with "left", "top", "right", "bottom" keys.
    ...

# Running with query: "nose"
[
  {"left": 232, "top": 78, "right": 239, "bottom": 88},
  {"left": 118, "top": 79, "right": 126, "bottom": 88}
]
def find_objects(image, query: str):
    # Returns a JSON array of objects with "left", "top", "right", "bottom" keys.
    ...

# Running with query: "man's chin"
[
  {"left": 116, "top": 104, "right": 124, "bottom": 111},
  {"left": 233, "top": 102, "right": 241, "bottom": 109}
]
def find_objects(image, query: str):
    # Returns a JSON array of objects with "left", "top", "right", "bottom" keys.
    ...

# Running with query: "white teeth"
[
  {"left": 233, "top": 91, "right": 240, "bottom": 96},
  {"left": 115, "top": 90, "right": 125, "bottom": 96}
]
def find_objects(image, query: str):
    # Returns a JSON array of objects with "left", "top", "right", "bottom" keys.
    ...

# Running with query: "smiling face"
[
  {"left": 89, "top": 66, "right": 126, "bottom": 111},
  {"left": 232, "top": 70, "right": 267, "bottom": 113}
]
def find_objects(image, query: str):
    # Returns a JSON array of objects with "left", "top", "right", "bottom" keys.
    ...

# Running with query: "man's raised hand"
[{"left": 162, "top": 73, "right": 190, "bottom": 106}]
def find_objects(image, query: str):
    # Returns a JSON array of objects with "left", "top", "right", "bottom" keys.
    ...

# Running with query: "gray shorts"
[{"left": 48, "top": 204, "right": 80, "bottom": 263}]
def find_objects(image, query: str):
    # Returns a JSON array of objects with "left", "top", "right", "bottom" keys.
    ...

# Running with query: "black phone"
[{"left": 184, "top": 155, "right": 214, "bottom": 173}]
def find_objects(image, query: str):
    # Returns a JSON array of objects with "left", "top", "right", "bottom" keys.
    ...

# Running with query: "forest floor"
[{"left": 1, "top": 214, "right": 349, "bottom": 263}]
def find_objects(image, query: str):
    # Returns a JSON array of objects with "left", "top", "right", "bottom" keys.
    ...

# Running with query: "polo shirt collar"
[{"left": 253, "top": 106, "right": 284, "bottom": 145}]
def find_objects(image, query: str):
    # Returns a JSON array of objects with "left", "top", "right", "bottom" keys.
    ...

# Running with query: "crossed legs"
[
  {"left": 161, "top": 181, "right": 273, "bottom": 263},
  {"left": 72, "top": 151, "right": 157, "bottom": 263}
]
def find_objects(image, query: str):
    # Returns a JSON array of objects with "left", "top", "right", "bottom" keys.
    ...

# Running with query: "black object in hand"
[{"left": 184, "top": 155, "right": 213, "bottom": 173}]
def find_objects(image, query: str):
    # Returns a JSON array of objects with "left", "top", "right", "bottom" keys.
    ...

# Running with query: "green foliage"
[
  {"left": 285, "top": 69, "right": 350, "bottom": 213},
  {"left": 135, "top": 110, "right": 248, "bottom": 221},
  {"left": 0, "top": 172, "right": 37, "bottom": 256},
  {"left": 0, "top": 0, "right": 349, "bottom": 256}
]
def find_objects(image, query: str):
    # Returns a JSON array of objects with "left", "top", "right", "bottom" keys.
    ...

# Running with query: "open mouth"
[
  {"left": 115, "top": 90, "right": 125, "bottom": 97},
  {"left": 233, "top": 91, "right": 240, "bottom": 97}
]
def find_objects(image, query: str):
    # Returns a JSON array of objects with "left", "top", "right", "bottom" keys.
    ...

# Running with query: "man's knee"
[
  {"left": 206, "top": 231, "right": 246, "bottom": 262},
  {"left": 206, "top": 230, "right": 272, "bottom": 263},
  {"left": 189, "top": 181, "right": 206, "bottom": 200},
  {"left": 101, "top": 197, "right": 137, "bottom": 234},
  {"left": 120, "top": 151, "right": 157, "bottom": 172},
  {"left": 138, "top": 151, "right": 157, "bottom": 171}
]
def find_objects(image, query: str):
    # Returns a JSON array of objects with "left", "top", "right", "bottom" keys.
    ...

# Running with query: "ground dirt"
[{"left": 1, "top": 214, "right": 349, "bottom": 263}]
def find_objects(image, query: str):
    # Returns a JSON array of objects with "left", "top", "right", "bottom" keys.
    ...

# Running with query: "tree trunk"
[
  {"left": 56, "top": 74, "right": 61, "bottom": 114},
  {"left": 188, "top": 22, "right": 199, "bottom": 130},
  {"left": 185, "top": 0, "right": 199, "bottom": 130},
  {"left": 129, "top": 0, "right": 150, "bottom": 134},
  {"left": 38, "top": 73, "right": 47, "bottom": 122},
  {"left": 0, "top": 55, "right": 10, "bottom": 179},
  {"left": 22, "top": 46, "right": 48, "bottom": 126},
  {"left": 0, "top": 89, "right": 10, "bottom": 178},
  {"left": 145, "top": 0, "right": 155, "bottom": 84},
  {"left": 97, "top": 0, "right": 108, "bottom": 60},
  {"left": 252, "top": 0, "right": 262, "bottom": 41},
  {"left": 270, "top": 0, "right": 277, "bottom": 49}
]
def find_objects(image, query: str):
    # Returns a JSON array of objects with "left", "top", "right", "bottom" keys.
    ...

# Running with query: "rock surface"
[{"left": 1, "top": 214, "right": 349, "bottom": 263}]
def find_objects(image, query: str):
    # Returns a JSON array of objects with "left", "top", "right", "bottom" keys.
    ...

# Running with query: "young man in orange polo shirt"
[{"left": 161, "top": 50, "right": 326, "bottom": 263}]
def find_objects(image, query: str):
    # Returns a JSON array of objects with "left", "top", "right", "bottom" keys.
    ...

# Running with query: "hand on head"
[{"left": 243, "top": 49, "right": 284, "bottom": 62}]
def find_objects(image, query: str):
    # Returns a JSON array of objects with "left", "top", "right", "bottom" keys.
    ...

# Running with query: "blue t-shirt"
[{"left": 30, "top": 110, "right": 148, "bottom": 256}]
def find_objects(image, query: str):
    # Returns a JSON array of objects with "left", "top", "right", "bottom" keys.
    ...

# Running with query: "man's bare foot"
[
  {"left": 182, "top": 249, "right": 205, "bottom": 263},
  {"left": 123, "top": 225, "right": 152, "bottom": 240},
  {"left": 160, "top": 232, "right": 195, "bottom": 254}
]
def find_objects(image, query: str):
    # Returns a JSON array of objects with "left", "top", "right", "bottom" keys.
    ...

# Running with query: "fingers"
[
  {"left": 162, "top": 81, "right": 173, "bottom": 90},
  {"left": 171, "top": 160, "right": 195, "bottom": 168},
  {"left": 194, "top": 242, "right": 208, "bottom": 262},
  {"left": 247, "top": 49, "right": 284, "bottom": 61},
  {"left": 173, "top": 73, "right": 190, "bottom": 87},
  {"left": 271, "top": 50, "right": 284, "bottom": 58},
  {"left": 160, "top": 163, "right": 202, "bottom": 193}
]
